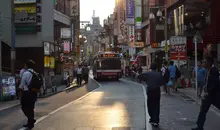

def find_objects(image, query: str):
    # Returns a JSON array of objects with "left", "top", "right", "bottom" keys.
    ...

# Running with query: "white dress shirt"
[{"left": 19, "top": 69, "right": 33, "bottom": 91}]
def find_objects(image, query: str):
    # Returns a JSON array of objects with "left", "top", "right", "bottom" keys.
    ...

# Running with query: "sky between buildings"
[{"left": 80, "top": 0, "right": 115, "bottom": 26}]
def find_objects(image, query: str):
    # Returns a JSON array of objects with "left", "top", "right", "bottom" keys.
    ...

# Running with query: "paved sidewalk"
[
  {"left": 178, "top": 88, "right": 220, "bottom": 115},
  {"left": 0, "top": 100, "right": 20, "bottom": 111},
  {"left": 33, "top": 80, "right": 146, "bottom": 130},
  {"left": 0, "top": 85, "right": 67, "bottom": 111}
]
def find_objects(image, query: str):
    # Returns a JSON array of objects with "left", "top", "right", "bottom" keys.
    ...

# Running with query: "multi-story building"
[{"left": 0, "top": 0, "right": 72, "bottom": 88}]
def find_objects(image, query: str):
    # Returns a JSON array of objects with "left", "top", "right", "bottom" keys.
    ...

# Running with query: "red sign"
[
  {"left": 170, "top": 45, "right": 186, "bottom": 53},
  {"left": 151, "top": 43, "right": 158, "bottom": 48},
  {"left": 170, "top": 52, "right": 187, "bottom": 60},
  {"left": 170, "top": 44, "right": 187, "bottom": 60}
]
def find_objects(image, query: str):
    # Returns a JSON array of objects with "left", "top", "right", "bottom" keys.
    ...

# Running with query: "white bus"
[{"left": 93, "top": 52, "right": 122, "bottom": 81}]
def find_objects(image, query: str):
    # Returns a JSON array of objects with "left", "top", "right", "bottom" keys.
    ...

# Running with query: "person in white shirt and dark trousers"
[
  {"left": 19, "top": 60, "right": 37, "bottom": 130},
  {"left": 76, "top": 65, "right": 83, "bottom": 86}
]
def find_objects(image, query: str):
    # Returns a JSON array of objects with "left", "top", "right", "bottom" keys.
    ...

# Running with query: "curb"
[
  {"left": 179, "top": 89, "right": 220, "bottom": 117},
  {"left": 0, "top": 102, "right": 20, "bottom": 111}
]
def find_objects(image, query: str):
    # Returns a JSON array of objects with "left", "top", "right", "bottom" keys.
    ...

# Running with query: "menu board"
[{"left": 1, "top": 76, "right": 16, "bottom": 96}]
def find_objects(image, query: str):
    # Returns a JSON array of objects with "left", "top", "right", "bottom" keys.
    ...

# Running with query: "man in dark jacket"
[
  {"left": 192, "top": 57, "right": 220, "bottom": 130},
  {"left": 138, "top": 62, "right": 165, "bottom": 127},
  {"left": 82, "top": 64, "right": 89, "bottom": 84}
]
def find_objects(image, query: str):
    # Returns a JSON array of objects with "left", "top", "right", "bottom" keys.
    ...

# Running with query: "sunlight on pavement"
[{"left": 105, "top": 102, "right": 128, "bottom": 127}]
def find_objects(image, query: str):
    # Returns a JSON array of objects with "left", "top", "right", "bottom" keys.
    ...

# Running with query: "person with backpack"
[{"left": 19, "top": 60, "right": 43, "bottom": 130}]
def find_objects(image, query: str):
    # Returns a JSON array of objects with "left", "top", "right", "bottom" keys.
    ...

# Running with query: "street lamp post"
[
  {"left": 149, "top": 6, "right": 168, "bottom": 61},
  {"left": 193, "top": 31, "right": 203, "bottom": 103},
  {"left": 11, "top": 0, "right": 16, "bottom": 76}
]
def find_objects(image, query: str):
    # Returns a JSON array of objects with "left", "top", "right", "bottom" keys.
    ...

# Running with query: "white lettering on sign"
[
  {"left": 170, "top": 45, "right": 186, "bottom": 53},
  {"left": 170, "top": 36, "right": 187, "bottom": 45},
  {"left": 15, "top": 16, "right": 36, "bottom": 23}
]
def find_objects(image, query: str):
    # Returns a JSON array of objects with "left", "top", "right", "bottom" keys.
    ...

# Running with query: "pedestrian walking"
[
  {"left": 161, "top": 61, "right": 170, "bottom": 94},
  {"left": 168, "top": 61, "right": 178, "bottom": 92},
  {"left": 192, "top": 61, "right": 207, "bottom": 97},
  {"left": 138, "top": 62, "right": 165, "bottom": 127},
  {"left": 82, "top": 64, "right": 89, "bottom": 84},
  {"left": 192, "top": 57, "right": 220, "bottom": 130},
  {"left": 19, "top": 60, "right": 43, "bottom": 130},
  {"left": 76, "top": 65, "right": 83, "bottom": 86}
]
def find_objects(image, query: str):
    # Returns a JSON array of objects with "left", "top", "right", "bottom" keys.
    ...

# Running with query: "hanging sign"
[{"left": 128, "top": 26, "right": 135, "bottom": 42}]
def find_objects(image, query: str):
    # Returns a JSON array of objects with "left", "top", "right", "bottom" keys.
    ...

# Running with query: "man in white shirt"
[
  {"left": 19, "top": 60, "right": 37, "bottom": 130},
  {"left": 76, "top": 65, "right": 83, "bottom": 86}
]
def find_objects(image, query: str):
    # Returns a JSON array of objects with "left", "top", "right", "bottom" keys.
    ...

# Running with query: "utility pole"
[
  {"left": 164, "top": 6, "right": 168, "bottom": 61},
  {"left": 0, "top": 12, "right": 2, "bottom": 75},
  {"left": 11, "top": 0, "right": 16, "bottom": 76}
]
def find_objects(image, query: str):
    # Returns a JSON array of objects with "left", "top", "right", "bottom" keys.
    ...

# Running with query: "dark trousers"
[
  {"left": 147, "top": 88, "right": 161, "bottom": 123},
  {"left": 21, "top": 91, "right": 37, "bottom": 128},
  {"left": 196, "top": 94, "right": 214, "bottom": 129},
  {"left": 83, "top": 74, "right": 89, "bottom": 83},
  {"left": 76, "top": 74, "right": 82, "bottom": 86}
]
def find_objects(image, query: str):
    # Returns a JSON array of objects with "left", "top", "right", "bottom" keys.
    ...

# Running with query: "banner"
[{"left": 126, "top": 0, "right": 134, "bottom": 18}]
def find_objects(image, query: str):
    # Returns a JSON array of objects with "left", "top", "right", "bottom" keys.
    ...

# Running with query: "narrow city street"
[{"left": 0, "top": 78, "right": 99, "bottom": 130}]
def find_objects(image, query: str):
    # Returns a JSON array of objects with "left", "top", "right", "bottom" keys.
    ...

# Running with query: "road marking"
[
  {"left": 18, "top": 77, "right": 102, "bottom": 129},
  {"left": 18, "top": 127, "right": 26, "bottom": 130},
  {"left": 0, "top": 103, "right": 20, "bottom": 111},
  {"left": 120, "top": 79, "right": 148, "bottom": 130}
]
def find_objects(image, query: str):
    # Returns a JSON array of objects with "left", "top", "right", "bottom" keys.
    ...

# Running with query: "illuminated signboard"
[
  {"left": 100, "top": 54, "right": 120, "bottom": 58},
  {"left": 14, "top": 7, "right": 37, "bottom": 13}
]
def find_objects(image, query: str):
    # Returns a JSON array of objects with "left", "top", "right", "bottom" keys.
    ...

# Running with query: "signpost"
[
  {"left": 193, "top": 31, "right": 203, "bottom": 103},
  {"left": 0, "top": 12, "right": 2, "bottom": 76}
]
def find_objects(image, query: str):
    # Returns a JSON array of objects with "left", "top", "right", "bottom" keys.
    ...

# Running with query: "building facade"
[{"left": 0, "top": 0, "right": 72, "bottom": 88}]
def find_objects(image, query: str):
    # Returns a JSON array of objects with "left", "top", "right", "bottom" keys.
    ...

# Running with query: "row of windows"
[{"left": 54, "top": 0, "right": 70, "bottom": 16}]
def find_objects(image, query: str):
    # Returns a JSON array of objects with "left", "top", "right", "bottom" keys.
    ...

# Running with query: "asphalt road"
[
  {"left": 32, "top": 79, "right": 146, "bottom": 130},
  {"left": 0, "top": 78, "right": 99, "bottom": 130}
]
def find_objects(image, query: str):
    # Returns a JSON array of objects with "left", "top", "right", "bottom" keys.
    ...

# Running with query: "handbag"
[{"left": 167, "top": 80, "right": 173, "bottom": 87}]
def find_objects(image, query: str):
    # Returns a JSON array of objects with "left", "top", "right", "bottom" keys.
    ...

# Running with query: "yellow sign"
[
  {"left": 44, "top": 56, "right": 50, "bottom": 68},
  {"left": 129, "top": 42, "right": 144, "bottom": 48},
  {"left": 49, "top": 57, "right": 55, "bottom": 69},
  {"left": 164, "top": 44, "right": 169, "bottom": 52},
  {"left": 14, "top": 7, "right": 36, "bottom": 13}
]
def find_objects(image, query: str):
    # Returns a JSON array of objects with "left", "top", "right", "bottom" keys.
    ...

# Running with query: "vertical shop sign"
[
  {"left": 63, "top": 41, "right": 70, "bottom": 53},
  {"left": 125, "top": 0, "right": 135, "bottom": 25},
  {"left": 128, "top": 26, "right": 135, "bottom": 42},
  {"left": 126, "top": 0, "right": 134, "bottom": 18}
]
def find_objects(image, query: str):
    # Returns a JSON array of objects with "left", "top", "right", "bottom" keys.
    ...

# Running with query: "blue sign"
[{"left": 126, "top": 0, "right": 134, "bottom": 18}]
